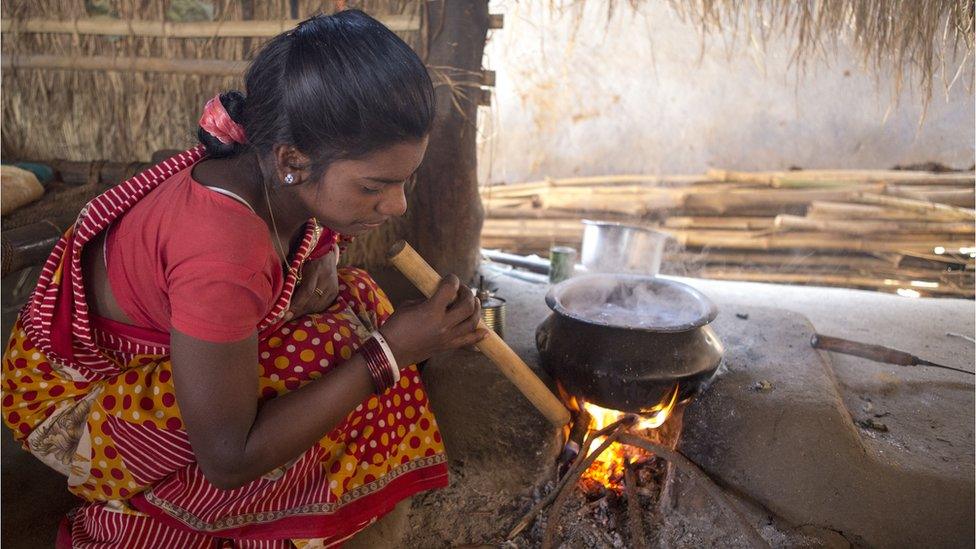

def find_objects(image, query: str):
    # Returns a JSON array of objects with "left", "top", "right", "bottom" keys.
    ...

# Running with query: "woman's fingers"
[
  {"left": 450, "top": 328, "right": 490, "bottom": 349},
  {"left": 287, "top": 252, "right": 340, "bottom": 320},
  {"left": 430, "top": 275, "right": 460, "bottom": 310},
  {"left": 445, "top": 285, "right": 477, "bottom": 326},
  {"left": 447, "top": 305, "right": 483, "bottom": 342}
]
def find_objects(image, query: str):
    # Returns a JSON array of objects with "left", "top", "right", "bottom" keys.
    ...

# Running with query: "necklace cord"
[{"left": 262, "top": 179, "right": 301, "bottom": 282}]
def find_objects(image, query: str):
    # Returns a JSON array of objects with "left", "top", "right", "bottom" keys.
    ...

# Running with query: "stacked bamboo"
[{"left": 480, "top": 169, "right": 976, "bottom": 298}]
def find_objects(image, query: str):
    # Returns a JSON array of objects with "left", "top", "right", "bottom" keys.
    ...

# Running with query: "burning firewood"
[
  {"left": 508, "top": 412, "right": 771, "bottom": 549},
  {"left": 624, "top": 458, "right": 649, "bottom": 549},
  {"left": 507, "top": 416, "right": 636, "bottom": 540}
]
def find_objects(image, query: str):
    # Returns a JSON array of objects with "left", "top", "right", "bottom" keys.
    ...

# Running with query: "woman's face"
[{"left": 294, "top": 137, "right": 428, "bottom": 235}]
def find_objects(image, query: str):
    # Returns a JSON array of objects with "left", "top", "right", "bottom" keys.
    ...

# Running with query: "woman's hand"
[
  {"left": 379, "top": 275, "right": 488, "bottom": 367},
  {"left": 286, "top": 245, "right": 339, "bottom": 321}
]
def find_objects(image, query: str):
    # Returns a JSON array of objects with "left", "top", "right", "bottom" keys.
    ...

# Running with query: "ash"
[
  {"left": 507, "top": 457, "right": 665, "bottom": 548},
  {"left": 506, "top": 453, "right": 817, "bottom": 548}
]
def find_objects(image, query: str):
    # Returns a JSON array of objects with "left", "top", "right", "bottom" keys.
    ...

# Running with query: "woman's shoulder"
[{"left": 153, "top": 169, "right": 275, "bottom": 271}]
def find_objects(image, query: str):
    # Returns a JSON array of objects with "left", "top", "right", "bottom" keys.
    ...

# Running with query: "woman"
[{"left": 2, "top": 10, "right": 485, "bottom": 547}]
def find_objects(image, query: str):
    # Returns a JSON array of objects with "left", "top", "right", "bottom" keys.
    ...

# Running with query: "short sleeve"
[{"left": 167, "top": 260, "right": 275, "bottom": 343}]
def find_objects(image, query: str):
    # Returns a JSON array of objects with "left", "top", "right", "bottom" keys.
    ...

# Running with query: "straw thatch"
[
  {"left": 670, "top": 0, "right": 974, "bottom": 100},
  {"left": 1, "top": 1, "right": 491, "bottom": 277},
  {"left": 5, "top": 1, "right": 971, "bottom": 161},
  {"left": 1, "top": 0, "right": 427, "bottom": 162},
  {"left": 562, "top": 0, "right": 975, "bottom": 104}
]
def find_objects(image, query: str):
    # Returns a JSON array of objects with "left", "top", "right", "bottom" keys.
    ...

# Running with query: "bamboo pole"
[
  {"left": 479, "top": 181, "right": 552, "bottom": 198},
  {"left": 484, "top": 207, "right": 590, "bottom": 220},
  {"left": 387, "top": 241, "right": 570, "bottom": 426},
  {"left": 682, "top": 184, "right": 886, "bottom": 213},
  {"left": 537, "top": 194, "right": 649, "bottom": 216},
  {"left": 664, "top": 229, "right": 971, "bottom": 253},
  {"left": 806, "top": 201, "right": 952, "bottom": 221},
  {"left": 708, "top": 168, "right": 975, "bottom": 186},
  {"left": 480, "top": 174, "right": 715, "bottom": 196},
  {"left": 773, "top": 214, "right": 975, "bottom": 235},
  {"left": 853, "top": 193, "right": 976, "bottom": 221},
  {"left": 664, "top": 216, "right": 776, "bottom": 230},
  {"left": 668, "top": 251, "right": 903, "bottom": 270},
  {"left": 696, "top": 270, "right": 974, "bottom": 297},
  {"left": 481, "top": 197, "right": 534, "bottom": 209},
  {"left": 886, "top": 186, "right": 976, "bottom": 207},
  {"left": 0, "top": 15, "right": 419, "bottom": 37}
]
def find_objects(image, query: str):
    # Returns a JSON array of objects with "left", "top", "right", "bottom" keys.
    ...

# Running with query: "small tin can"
[
  {"left": 549, "top": 246, "right": 578, "bottom": 284},
  {"left": 477, "top": 288, "right": 507, "bottom": 339}
]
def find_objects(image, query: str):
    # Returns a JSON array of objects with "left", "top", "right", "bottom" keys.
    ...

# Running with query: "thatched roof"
[
  {"left": 3, "top": 1, "right": 972, "bottom": 163},
  {"left": 668, "top": 0, "right": 974, "bottom": 98}
]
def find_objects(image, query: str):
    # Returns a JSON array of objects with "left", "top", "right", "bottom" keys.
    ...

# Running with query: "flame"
[{"left": 580, "top": 384, "right": 680, "bottom": 490}]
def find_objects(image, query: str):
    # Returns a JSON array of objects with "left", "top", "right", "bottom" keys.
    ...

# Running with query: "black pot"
[{"left": 536, "top": 274, "right": 723, "bottom": 413}]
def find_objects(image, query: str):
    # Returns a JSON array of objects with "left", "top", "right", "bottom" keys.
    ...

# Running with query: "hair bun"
[
  {"left": 197, "top": 90, "right": 247, "bottom": 158},
  {"left": 219, "top": 90, "right": 246, "bottom": 124}
]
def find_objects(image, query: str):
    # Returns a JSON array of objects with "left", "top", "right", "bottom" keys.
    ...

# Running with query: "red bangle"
[{"left": 362, "top": 337, "right": 394, "bottom": 393}]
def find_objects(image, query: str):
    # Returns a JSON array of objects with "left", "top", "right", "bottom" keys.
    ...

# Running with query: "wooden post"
[{"left": 375, "top": 1, "right": 489, "bottom": 285}]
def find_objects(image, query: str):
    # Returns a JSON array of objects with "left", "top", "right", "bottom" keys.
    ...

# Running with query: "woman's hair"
[{"left": 197, "top": 10, "right": 434, "bottom": 178}]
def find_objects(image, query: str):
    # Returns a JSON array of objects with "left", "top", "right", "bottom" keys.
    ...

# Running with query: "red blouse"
[{"left": 104, "top": 168, "right": 284, "bottom": 343}]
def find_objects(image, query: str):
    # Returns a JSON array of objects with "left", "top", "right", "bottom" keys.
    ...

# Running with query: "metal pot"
[
  {"left": 536, "top": 273, "right": 723, "bottom": 413},
  {"left": 581, "top": 220, "right": 669, "bottom": 276}
]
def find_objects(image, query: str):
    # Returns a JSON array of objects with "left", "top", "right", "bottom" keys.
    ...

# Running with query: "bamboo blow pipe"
[{"left": 387, "top": 241, "right": 571, "bottom": 426}]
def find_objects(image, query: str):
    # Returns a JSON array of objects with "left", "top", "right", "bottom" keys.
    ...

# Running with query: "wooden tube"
[{"left": 387, "top": 240, "right": 571, "bottom": 426}]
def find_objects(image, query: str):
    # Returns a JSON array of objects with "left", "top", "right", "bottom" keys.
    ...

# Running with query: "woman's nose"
[{"left": 378, "top": 185, "right": 408, "bottom": 217}]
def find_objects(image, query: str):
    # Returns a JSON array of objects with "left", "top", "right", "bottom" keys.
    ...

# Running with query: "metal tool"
[{"left": 811, "top": 334, "right": 974, "bottom": 376}]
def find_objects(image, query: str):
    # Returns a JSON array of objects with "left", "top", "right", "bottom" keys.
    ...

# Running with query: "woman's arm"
[
  {"left": 170, "top": 275, "right": 485, "bottom": 490},
  {"left": 171, "top": 330, "right": 373, "bottom": 489}
]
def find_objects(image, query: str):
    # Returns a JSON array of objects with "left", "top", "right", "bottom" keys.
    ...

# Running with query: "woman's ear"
[{"left": 272, "top": 145, "right": 313, "bottom": 186}]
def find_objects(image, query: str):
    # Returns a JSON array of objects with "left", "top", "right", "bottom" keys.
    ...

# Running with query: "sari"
[{"left": 1, "top": 146, "right": 448, "bottom": 547}]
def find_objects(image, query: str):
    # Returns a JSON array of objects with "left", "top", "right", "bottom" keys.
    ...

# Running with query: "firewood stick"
[
  {"left": 387, "top": 241, "right": 570, "bottom": 427},
  {"left": 542, "top": 424, "right": 630, "bottom": 549},
  {"left": 618, "top": 433, "right": 770, "bottom": 549},
  {"left": 656, "top": 462, "right": 677, "bottom": 514},
  {"left": 507, "top": 416, "right": 635, "bottom": 540},
  {"left": 624, "top": 459, "right": 650, "bottom": 549}
]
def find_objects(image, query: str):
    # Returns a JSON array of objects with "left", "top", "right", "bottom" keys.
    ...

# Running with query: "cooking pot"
[{"left": 536, "top": 273, "right": 723, "bottom": 413}]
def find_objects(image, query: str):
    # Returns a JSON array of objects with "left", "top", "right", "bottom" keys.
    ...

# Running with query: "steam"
[{"left": 557, "top": 276, "right": 708, "bottom": 329}]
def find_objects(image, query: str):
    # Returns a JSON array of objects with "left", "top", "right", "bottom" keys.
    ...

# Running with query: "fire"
[{"left": 580, "top": 384, "right": 680, "bottom": 490}]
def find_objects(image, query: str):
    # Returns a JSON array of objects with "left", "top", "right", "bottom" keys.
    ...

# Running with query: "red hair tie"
[{"left": 198, "top": 94, "right": 247, "bottom": 145}]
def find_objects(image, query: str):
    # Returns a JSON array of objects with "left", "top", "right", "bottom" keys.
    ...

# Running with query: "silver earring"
[{"left": 284, "top": 173, "right": 295, "bottom": 185}]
